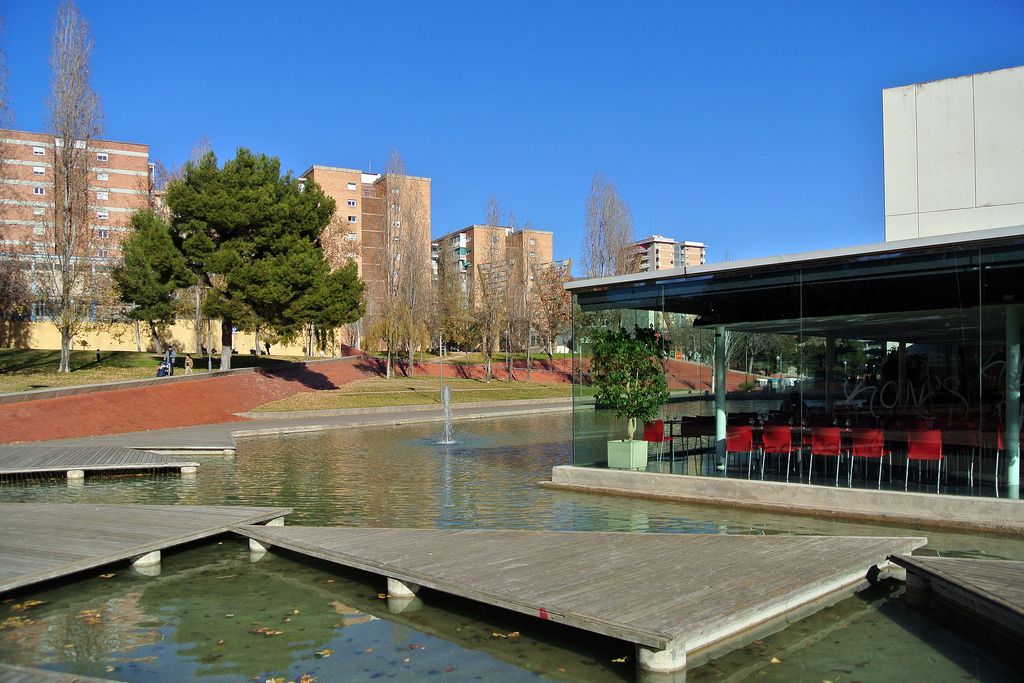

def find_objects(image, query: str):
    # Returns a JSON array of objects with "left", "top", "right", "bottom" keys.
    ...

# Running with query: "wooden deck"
[
  {"left": 891, "top": 554, "right": 1024, "bottom": 639},
  {"left": 0, "top": 444, "right": 198, "bottom": 477},
  {"left": 234, "top": 526, "right": 925, "bottom": 667},
  {"left": 0, "top": 663, "right": 119, "bottom": 683},
  {"left": 0, "top": 504, "right": 290, "bottom": 594}
]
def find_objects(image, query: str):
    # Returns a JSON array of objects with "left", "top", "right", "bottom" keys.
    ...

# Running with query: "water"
[{"left": 0, "top": 413, "right": 1020, "bottom": 681}]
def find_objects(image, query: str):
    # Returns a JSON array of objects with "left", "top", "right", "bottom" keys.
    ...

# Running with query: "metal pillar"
[
  {"left": 1006, "top": 306, "right": 1021, "bottom": 499},
  {"left": 715, "top": 326, "right": 727, "bottom": 469},
  {"left": 897, "top": 342, "right": 907, "bottom": 406},
  {"left": 824, "top": 335, "right": 836, "bottom": 413}
]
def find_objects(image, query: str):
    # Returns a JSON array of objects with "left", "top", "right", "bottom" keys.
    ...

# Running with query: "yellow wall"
[{"left": 7, "top": 320, "right": 318, "bottom": 356}]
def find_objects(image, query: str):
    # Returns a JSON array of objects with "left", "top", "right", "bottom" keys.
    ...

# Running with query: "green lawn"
[
  {"left": 253, "top": 377, "right": 571, "bottom": 412},
  {"left": 0, "top": 349, "right": 302, "bottom": 394}
]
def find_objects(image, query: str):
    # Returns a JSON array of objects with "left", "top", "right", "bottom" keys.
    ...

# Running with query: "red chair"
[
  {"left": 850, "top": 428, "right": 892, "bottom": 488},
  {"left": 761, "top": 425, "right": 793, "bottom": 482},
  {"left": 809, "top": 427, "right": 846, "bottom": 486},
  {"left": 906, "top": 429, "right": 943, "bottom": 491},
  {"left": 726, "top": 425, "right": 756, "bottom": 478},
  {"left": 643, "top": 420, "right": 667, "bottom": 463}
]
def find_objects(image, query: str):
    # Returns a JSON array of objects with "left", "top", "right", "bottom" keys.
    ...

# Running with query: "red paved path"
[{"left": 0, "top": 355, "right": 751, "bottom": 444}]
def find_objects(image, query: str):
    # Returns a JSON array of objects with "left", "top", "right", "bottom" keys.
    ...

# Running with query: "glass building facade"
[{"left": 569, "top": 228, "right": 1024, "bottom": 499}]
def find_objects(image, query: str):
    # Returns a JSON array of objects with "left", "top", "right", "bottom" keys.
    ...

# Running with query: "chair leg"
[
  {"left": 937, "top": 459, "right": 941, "bottom": 492},
  {"left": 905, "top": 458, "right": 910, "bottom": 491},
  {"left": 809, "top": 454, "right": 814, "bottom": 482},
  {"left": 835, "top": 456, "right": 840, "bottom": 487},
  {"left": 878, "top": 457, "right": 883, "bottom": 488},
  {"left": 760, "top": 448, "right": 766, "bottom": 480},
  {"left": 785, "top": 451, "right": 791, "bottom": 483},
  {"left": 747, "top": 451, "right": 752, "bottom": 479}
]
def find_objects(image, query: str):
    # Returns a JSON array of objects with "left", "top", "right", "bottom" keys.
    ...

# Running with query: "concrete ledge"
[
  {"left": 239, "top": 396, "right": 571, "bottom": 419},
  {"left": 0, "top": 356, "right": 360, "bottom": 406},
  {"left": 542, "top": 466, "right": 1024, "bottom": 536}
]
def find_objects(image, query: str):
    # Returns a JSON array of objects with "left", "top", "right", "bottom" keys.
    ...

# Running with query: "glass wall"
[{"left": 571, "top": 240, "right": 1024, "bottom": 498}]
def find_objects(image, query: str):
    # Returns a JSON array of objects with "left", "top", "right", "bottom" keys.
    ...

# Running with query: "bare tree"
[
  {"left": 532, "top": 259, "right": 572, "bottom": 361},
  {"left": 38, "top": 0, "right": 103, "bottom": 372},
  {"left": 580, "top": 174, "right": 634, "bottom": 278}
]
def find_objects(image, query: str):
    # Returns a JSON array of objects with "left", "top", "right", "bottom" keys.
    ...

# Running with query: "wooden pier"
[
  {"left": 892, "top": 554, "right": 1024, "bottom": 644},
  {"left": 0, "top": 504, "right": 290, "bottom": 594},
  {"left": 234, "top": 526, "right": 925, "bottom": 673},
  {"left": 0, "top": 663, "right": 120, "bottom": 683},
  {"left": 0, "top": 444, "right": 199, "bottom": 478}
]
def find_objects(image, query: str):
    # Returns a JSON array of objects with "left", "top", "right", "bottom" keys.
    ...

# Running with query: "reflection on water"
[{"left": 1, "top": 412, "right": 1021, "bottom": 681}]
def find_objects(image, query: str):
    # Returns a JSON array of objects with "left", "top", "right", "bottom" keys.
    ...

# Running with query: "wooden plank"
[
  {"left": 891, "top": 554, "right": 1024, "bottom": 638},
  {"left": 0, "top": 504, "right": 291, "bottom": 594},
  {"left": 0, "top": 663, "right": 121, "bottom": 682},
  {"left": 234, "top": 526, "right": 925, "bottom": 651},
  {"left": 0, "top": 444, "right": 198, "bottom": 476}
]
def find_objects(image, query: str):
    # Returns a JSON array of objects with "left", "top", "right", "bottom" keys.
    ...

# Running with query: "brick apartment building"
[
  {"left": 299, "top": 165, "right": 431, "bottom": 314},
  {"left": 631, "top": 234, "right": 706, "bottom": 272},
  {"left": 431, "top": 224, "right": 554, "bottom": 304},
  {"left": 0, "top": 128, "right": 152, "bottom": 281}
]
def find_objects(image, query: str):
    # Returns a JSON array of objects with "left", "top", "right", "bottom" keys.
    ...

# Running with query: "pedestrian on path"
[
  {"left": 169, "top": 347, "right": 177, "bottom": 376},
  {"left": 184, "top": 354, "right": 194, "bottom": 375}
]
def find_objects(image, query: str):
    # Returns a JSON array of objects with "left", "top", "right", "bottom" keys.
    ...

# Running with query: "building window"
[
  {"left": 391, "top": 202, "right": 400, "bottom": 211},
  {"left": 98, "top": 249, "right": 108, "bottom": 258},
  {"left": 529, "top": 239, "right": 536, "bottom": 245},
  {"left": 96, "top": 152, "right": 108, "bottom": 162},
  {"left": 96, "top": 211, "right": 109, "bottom": 221},
  {"left": 33, "top": 187, "right": 45, "bottom": 196},
  {"left": 344, "top": 232, "right": 357, "bottom": 242},
  {"left": 96, "top": 191, "right": 109, "bottom": 201},
  {"left": 347, "top": 215, "right": 357, "bottom": 223},
  {"left": 347, "top": 182, "right": 357, "bottom": 190},
  {"left": 32, "top": 166, "right": 45, "bottom": 176},
  {"left": 347, "top": 199, "right": 357, "bottom": 207},
  {"left": 74, "top": 140, "right": 86, "bottom": 149},
  {"left": 98, "top": 228, "right": 109, "bottom": 239},
  {"left": 97, "top": 172, "right": 108, "bottom": 181},
  {"left": 392, "top": 220, "right": 401, "bottom": 228},
  {"left": 32, "top": 146, "right": 45, "bottom": 156}
]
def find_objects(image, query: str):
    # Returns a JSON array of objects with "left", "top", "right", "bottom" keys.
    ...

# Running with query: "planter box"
[{"left": 607, "top": 439, "right": 649, "bottom": 470}]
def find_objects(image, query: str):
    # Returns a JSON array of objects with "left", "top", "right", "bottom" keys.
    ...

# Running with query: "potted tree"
[{"left": 591, "top": 327, "right": 670, "bottom": 470}]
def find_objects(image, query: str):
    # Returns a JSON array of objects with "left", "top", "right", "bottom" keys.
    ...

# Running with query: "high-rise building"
[
  {"left": 431, "top": 224, "right": 554, "bottom": 304},
  {"left": 0, "top": 128, "right": 151, "bottom": 273},
  {"left": 631, "top": 234, "right": 706, "bottom": 272},
  {"left": 299, "top": 165, "right": 431, "bottom": 315},
  {"left": 883, "top": 65, "right": 1024, "bottom": 240}
]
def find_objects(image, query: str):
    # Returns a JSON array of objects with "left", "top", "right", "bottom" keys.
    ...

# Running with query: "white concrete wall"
[{"left": 883, "top": 65, "right": 1024, "bottom": 240}]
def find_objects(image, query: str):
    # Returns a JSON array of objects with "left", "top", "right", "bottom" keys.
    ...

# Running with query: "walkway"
[
  {"left": 892, "top": 554, "right": 1024, "bottom": 641},
  {"left": 0, "top": 504, "right": 290, "bottom": 594},
  {"left": 0, "top": 444, "right": 198, "bottom": 477},
  {"left": 0, "top": 664, "right": 119, "bottom": 683},
  {"left": 234, "top": 525, "right": 925, "bottom": 672}
]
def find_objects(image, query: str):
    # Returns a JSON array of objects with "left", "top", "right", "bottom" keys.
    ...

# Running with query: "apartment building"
[
  {"left": 631, "top": 234, "right": 706, "bottom": 272},
  {"left": 0, "top": 128, "right": 151, "bottom": 273},
  {"left": 431, "top": 224, "right": 554, "bottom": 304},
  {"left": 300, "top": 165, "right": 431, "bottom": 314}
]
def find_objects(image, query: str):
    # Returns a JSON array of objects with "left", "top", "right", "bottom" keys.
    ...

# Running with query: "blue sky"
[{"left": 3, "top": 1, "right": 1023, "bottom": 266}]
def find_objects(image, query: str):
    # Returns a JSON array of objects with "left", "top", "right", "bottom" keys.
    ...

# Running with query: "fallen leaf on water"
[
  {"left": 491, "top": 632, "right": 504, "bottom": 639},
  {"left": 325, "top": 579, "right": 335, "bottom": 584},
  {"left": 402, "top": 657, "right": 411, "bottom": 664},
  {"left": 0, "top": 616, "right": 31, "bottom": 631},
  {"left": 224, "top": 614, "right": 235, "bottom": 618},
  {"left": 64, "top": 643, "right": 74, "bottom": 649},
  {"left": 557, "top": 667, "right": 566, "bottom": 673},
  {"left": 283, "top": 617, "right": 291, "bottom": 623},
  {"left": 265, "top": 678, "right": 286, "bottom": 683},
  {"left": 363, "top": 647, "right": 374, "bottom": 654},
  {"left": 444, "top": 666, "right": 456, "bottom": 673},
  {"left": 770, "top": 656, "right": 783, "bottom": 665},
  {"left": 216, "top": 640, "right": 224, "bottom": 646},
  {"left": 408, "top": 643, "right": 425, "bottom": 650},
  {"left": 507, "top": 631, "right": 520, "bottom": 638},
  {"left": 300, "top": 675, "right": 316, "bottom": 683},
  {"left": 98, "top": 573, "right": 115, "bottom": 579},
  {"left": 315, "top": 649, "right": 333, "bottom": 658},
  {"left": 611, "top": 656, "right": 628, "bottom": 663},
  {"left": 105, "top": 667, "right": 115, "bottom": 673},
  {"left": 248, "top": 627, "right": 284, "bottom": 637},
  {"left": 10, "top": 600, "right": 45, "bottom": 612},
  {"left": 291, "top": 609, "right": 300, "bottom": 614},
  {"left": 376, "top": 593, "right": 388, "bottom": 599}
]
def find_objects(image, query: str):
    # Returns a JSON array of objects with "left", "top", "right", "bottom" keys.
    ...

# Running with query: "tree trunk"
[
  {"left": 627, "top": 417, "right": 637, "bottom": 441},
  {"left": 526, "top": 333, "right": 532, "bottom": 382},
  {"left": 149, "top": 321, "right": 164, "bottom": 354},
  {"left": 407, "top": 341, "right": 414, "bottom": 375},
  {"left": 134, "top": 320, "right": 142, "bottom": 352},
  {"left": 220, "top": 319, "right": 233, "bottom": 370},
  {"left": 58, "top": 328, "right": 71, "bottom": 373},
  {"left": 194, "top": 287, "right": 202, "bottom": 354},
  {"left": 385, "top": 350, "right": 392, "bottom": 379},
  {"left": 254, "top": 327, "right": 261, "bottom": 356}
]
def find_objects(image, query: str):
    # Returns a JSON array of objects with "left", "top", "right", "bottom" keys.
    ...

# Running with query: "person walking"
[
  {"left": 169, "top": 347, "right": 177, "bottom": 376},
  {"left": 184, "top": 354, "right": 194, "bottom": 375}
]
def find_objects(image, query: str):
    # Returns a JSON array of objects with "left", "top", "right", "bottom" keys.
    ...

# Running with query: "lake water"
[{"left": 0, "top": 413, "right": 1019, "bottom": 681}]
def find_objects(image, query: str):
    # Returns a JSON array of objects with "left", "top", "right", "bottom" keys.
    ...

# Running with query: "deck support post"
[
  {"left": 714, "top": 326, "right": 727, "bottom": 469},
  {"left": 387, "top": 595, "right": 423, "bottom": 614},
  {"left": 387, "top": 577, "right": 420, "bottom": 598},
  {"left": 904, "top": 571, "right": 932, "bottom": 607},
  {"left": 249, "top": 538, "right": 270, "bottom": 552},
  {"left": 67, "top": 469, "right": 85, "bottom": 480},
  {"left": 132, "top": 550, "right": 160, "bottom": 568},
  {"left": 637, "top": 637, "right": 686, "bottom": 674},
  {"left": 266, "top": 516, "right": 285, "bottom": 527},
  {"left": 1006, "top": 305, "right": 1021, "bottom": 499}
]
